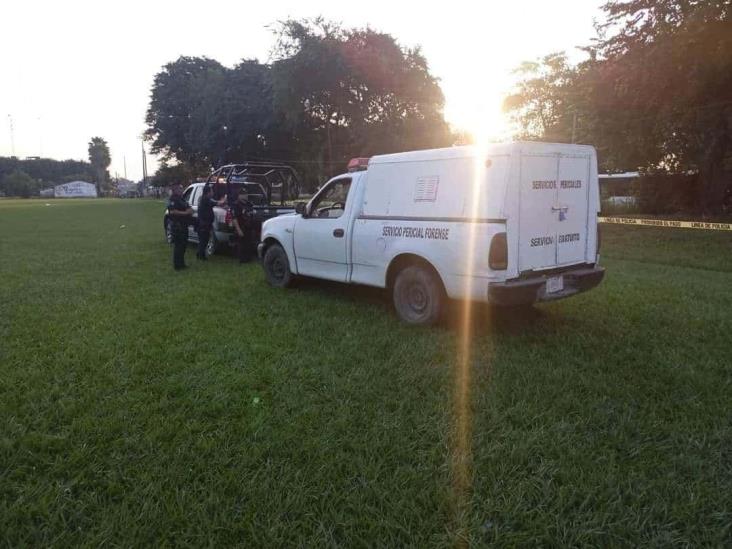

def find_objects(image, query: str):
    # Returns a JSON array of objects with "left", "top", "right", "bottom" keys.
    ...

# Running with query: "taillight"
[{"left": 489, "top": 232, "right": 508, "bottom": 270}]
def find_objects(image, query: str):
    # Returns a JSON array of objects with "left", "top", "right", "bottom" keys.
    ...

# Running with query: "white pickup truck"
[{"left": 258, "top": 143, "right": 605, "bottom": 325}]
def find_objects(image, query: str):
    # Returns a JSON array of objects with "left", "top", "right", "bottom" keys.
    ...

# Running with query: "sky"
[{"left": 1, "top": 0, "right": 604, "bottom": 181}]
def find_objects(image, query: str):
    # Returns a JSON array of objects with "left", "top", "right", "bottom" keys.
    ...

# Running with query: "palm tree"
[{"left": 88, "top": 137, "right": 111, "bottom": 194}]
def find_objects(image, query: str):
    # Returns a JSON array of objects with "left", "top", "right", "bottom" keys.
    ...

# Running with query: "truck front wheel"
[
  {"left": 392, "top": 265, "right": 444, "bottom": 326},
  {"left": 263, "top": 244, "right": 294, "bottom": 288}
]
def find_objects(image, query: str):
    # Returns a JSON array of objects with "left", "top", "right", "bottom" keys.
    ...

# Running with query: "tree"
[
  {"left": 145, "top": 56, "right": 275, "bottom": 169},
  {"left": 271, "top": 19, "right": 452, "bottom": 181},
  {"left": 0, "top": 170, "right": 40, "bottom": 197},
  {"left": 88, "top": 137, "right": 111, "bottom": 194},
  {"left": 150, "top": 161, "right": 197, "bottom": 187},
  {"left": 0, "top": 157, "right": 95, "bottom": 189},
  {"left": 504, "top": 0, "right": 732, "bottom": 214},
  {"left": 595, "top": 0, "right": 732, "bottom": 213},
  {"left": 502, "top": 53, "right": 578, "bottom": 142},
  {"left": 144, "top": 20, "right": 454, "bottom": 189}
]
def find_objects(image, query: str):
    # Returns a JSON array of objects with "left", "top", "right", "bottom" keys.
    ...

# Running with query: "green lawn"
[{"left": 1, "top": 199, "right": 730, "bottom": 547}]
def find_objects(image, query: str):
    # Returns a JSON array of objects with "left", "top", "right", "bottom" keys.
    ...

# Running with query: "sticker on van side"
[
  {"left": 532, "top": 180, "right": 556, "bottom": 190},
  {"left": 531, "top": 179, "right": 583, "bottom": 190},
  {"left": 530, "top": 233, "right": 582, "bottom": 246},
  {"left": 530, "top": 236, "right": 554, "bottom": 247},
  {"left": 382, "top": 226, "right": 450, "bottom": 240}
]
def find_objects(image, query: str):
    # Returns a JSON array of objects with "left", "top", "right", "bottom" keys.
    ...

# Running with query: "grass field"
[{"left": 1, "top": 198, "right": 730, "bottom": 547}]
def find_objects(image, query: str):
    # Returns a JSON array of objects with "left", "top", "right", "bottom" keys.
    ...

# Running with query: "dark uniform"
[
  {"left": 232, "top": 199, "right": 255, "bottom": 263},
  {"left": 168, "top": 194, "right": 192, "bottom": 270},
  {"left": 196, "top": 193, "right": 218, "bottom": 260}
]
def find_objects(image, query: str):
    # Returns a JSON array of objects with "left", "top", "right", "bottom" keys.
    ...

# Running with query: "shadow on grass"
[
  {"left": 290, "top": 275, "right": 392, "bottom": 308},
  {"left": 288, "top": 275, "right": 551, "bottom": 337}
]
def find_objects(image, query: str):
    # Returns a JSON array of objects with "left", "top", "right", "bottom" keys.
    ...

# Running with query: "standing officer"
[
  {"left": 167, "top": 183, "right": 193, "bottom": 271},
  {"left": 196, "top": 185, "right": 226, "bottom": 260},
  {"left": 232, "top": 188, "right": 255, "bottom": 263}
]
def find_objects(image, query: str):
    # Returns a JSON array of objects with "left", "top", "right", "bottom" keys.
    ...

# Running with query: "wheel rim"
[
  {"left": 206, "top": 234, "right": 215, "bottom": 256},
  {"left": 165, "top": 222, "right": 172, "bottom": 244},
  {"left": 269, "top": 256, "right": 286, "bottom": 281},
  {"left": 406, "top": 282, "right": 429, "bottom": 315}
]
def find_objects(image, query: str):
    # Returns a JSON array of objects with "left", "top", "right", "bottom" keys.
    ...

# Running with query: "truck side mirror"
[{"left": 295, "top": 202, "right": 307, "bottom": 216}]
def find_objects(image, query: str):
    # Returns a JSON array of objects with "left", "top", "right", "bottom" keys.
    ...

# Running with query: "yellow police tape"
[{"left": 599, "top": 216, "right": 732, "bottom": 231}]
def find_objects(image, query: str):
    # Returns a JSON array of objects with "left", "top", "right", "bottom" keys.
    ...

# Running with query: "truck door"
[
  {"left": 518, "top": 153, "right": 590, "bottom": 272},
  {"left": 294, "top": 177, "right": 352, "bottom": 281},
  {"left": 183, "top": 185, "right": 198, "bottom": 240}
]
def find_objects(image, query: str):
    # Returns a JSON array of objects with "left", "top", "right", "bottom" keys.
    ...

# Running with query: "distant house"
[{"left": 54, "top": 181, "right": 97, "bottom": 198}]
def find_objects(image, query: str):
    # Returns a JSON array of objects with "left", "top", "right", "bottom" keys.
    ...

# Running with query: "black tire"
[
  {"left": 164, "top": 219, "right": 173, "bottom": 244},
  {"left": 392, "top": 265, "right": 445, "bottom": 326},
  {"left": 263, "top": 244, "right": 294, "bottom": 288}
]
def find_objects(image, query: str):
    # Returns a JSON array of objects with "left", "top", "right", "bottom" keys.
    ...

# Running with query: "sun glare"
[
  {"left": 450, "top": 135, "right": 491, "bottom": 544},
  {"left": 446, "top": 85, "right": 512, "bottom": 146},
  {"left": 468, "top": 107, "right": 511, "bottom": 146}
]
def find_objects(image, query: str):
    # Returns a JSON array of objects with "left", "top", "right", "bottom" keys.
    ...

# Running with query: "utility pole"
[
  {"left": 141, "top": 139, "right": 148, "bottom": 183},
  {"left": 7, "top": 114, "right": 15, "bottom": 157},
  {"left": 123, "top": 156, "right": 127, "bottom": 179},
  {"left": 326, "top": 115, "right": 333, "bottom": 177},
  {"left": 38, "top": 116, "right": 43, "bottom": 157}
]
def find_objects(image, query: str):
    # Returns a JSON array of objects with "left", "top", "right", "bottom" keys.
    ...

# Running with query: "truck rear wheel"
[
  {"left": 392, "top": 265, "right": 444, "bottom": 326},
  {"left": 263, "top": 244, "right": 294, "bottom": 288},
  {"left": 205, "top": 231, "right": 218, "bottom": 257}
]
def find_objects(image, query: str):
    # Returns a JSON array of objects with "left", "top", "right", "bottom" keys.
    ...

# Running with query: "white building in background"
[{"left": 54, "top": 181, "right": 97, "bottom": 198}]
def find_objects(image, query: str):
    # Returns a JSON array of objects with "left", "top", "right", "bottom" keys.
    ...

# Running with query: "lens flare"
[{"left": 450, "top": 134, "right": 490, "bottom": 544}]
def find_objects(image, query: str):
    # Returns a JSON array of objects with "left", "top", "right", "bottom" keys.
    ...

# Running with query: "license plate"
[{"left": 546, "top": 275, "right": 564, "bottom": 293}]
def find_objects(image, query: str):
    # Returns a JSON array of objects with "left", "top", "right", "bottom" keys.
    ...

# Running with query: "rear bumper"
[{"left": 488, "top": 266, "right": 605, "bottom": 306}]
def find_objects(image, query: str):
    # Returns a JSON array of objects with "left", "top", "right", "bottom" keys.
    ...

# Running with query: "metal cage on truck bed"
[{"left": 205, "top": 162, "right": 302, "bottom": 206}]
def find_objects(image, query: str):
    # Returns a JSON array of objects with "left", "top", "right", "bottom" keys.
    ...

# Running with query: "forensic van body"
[{"left": 258, "top": 142, "right": 605, "bottom": 325}]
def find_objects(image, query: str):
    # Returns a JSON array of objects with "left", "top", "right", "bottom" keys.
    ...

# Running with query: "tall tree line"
[
  {"left": 504, "top": 0, "right": 732, "bottom": 214},
  {"left": 145, "top": 18, "right": 452, "bottom": 189},
  {"left": 0, "top": 157, "right": 95, "bottom": 197}
]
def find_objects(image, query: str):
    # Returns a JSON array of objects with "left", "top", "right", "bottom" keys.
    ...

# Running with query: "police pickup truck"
[
  {"left": 164, "top": 163, "right": 299, "bottom": 256},
  {"left": 258, "top": 143, "right": 605, "bottom": 325}
]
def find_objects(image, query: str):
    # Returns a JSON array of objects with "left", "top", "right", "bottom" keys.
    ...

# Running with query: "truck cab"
[{"left": 258, "top": 143, "right": 605, "bottom": 325}]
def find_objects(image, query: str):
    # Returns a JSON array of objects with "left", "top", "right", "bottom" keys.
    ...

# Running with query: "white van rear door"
[
  {"left": 518, "top": 155, "right": 560, "bottom": 271},
  {"left": 518, "top": 152, "right": 590, "bottom": 272},
  {"left": 556, "top": 155, "right": 590, "bottom": 265}
]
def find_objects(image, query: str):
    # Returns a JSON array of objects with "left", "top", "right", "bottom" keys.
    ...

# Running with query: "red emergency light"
[{"left": 347, "top": 157, "right": 370, "bottom": 172}]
